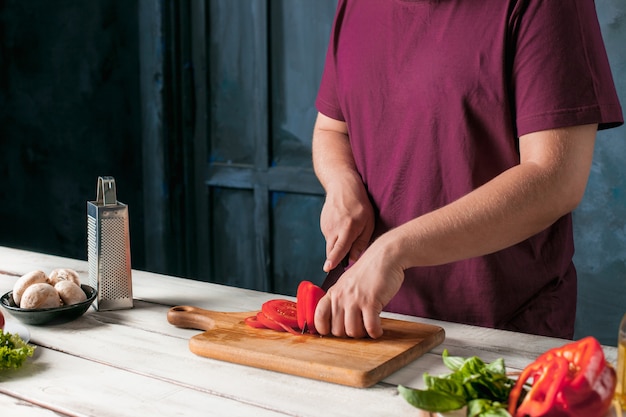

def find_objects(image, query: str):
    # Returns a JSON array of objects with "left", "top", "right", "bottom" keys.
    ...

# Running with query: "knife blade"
[{"left": 321, "top": 253, "right": 349, "bottom": 291}]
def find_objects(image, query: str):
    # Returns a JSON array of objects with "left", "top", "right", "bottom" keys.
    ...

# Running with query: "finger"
[
  {"left": 325, "top": 234, "right": 338, "bottom": 261},
  {"left": 330, "top": 294, "right": 346, "bottom": 338},
  {"left": 325, "top": 238, "right": 351, "bottom": 272},
  {"left": 349, "top": 220, "right": 374, "bottom": 262},
  {"left": 344, "top": 307, "right": 367, "bottom": 339},
  {"left": 323, "top": 235, "right": 339, "bottom": 272},
  {"left": 362, "top": 308, "right": 383, "bottom": 339},
  {"left": 313, "top": 295, "right": 332, "bottom": 336}
]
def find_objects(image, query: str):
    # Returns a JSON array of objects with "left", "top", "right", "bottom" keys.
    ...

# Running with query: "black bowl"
[{"left": 0, "top": 284, "right": 97, "bottom": 325}]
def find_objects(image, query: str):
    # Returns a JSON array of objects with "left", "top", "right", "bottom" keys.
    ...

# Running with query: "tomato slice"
[
  {"left": 305, "top": 284, "right": 326, "bottom": 335},
  {"left": 255, "top": 311, "right": 284, "bottom": 331},
  {"left": 262, "top": 299, "right": 298, "bottom": 329},
  {"left": 246, "top": 311, "right": 298, "bottom": 334},
  {"left": 296, "top": 281, "right": 314, "bottom": 330},
  {"left": 256, "top": 311, "right": 300, "bottom": 335},
  {"left": 296, "top": 281, "right": 326, "bottom": 334},
  {"left": 244, "top": 315, "right": 266, "bottom": 329}
]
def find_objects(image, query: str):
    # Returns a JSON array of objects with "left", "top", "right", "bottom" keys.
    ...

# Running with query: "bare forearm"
[
  {"left": 312, "top": 114, "right": 360, "bottom": 193},
  {"left": 379, "top": 124, "right": 597, "bottom": 270},
  {"left": 384, "top": 164, "right": 571, "bottom": 268}
]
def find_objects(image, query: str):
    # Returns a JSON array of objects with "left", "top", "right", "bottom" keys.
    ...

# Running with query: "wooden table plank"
[
  {"left": 0, "top": 347, "right": 290, "bottom": 417},
  {"left": 0, "top": 392, "right": 64, "bottom": 417}
]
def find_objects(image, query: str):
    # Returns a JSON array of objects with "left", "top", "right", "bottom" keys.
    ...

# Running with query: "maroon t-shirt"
[{"left": 315, "top": 0, "right": 623, "bottom": 338}]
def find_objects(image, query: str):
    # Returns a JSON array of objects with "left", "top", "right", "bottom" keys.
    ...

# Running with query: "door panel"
[
  {"left": 183, "top": 0, "right": 336, "bottom": 294},
  {"left": 270, "top": 1, "right": 337, "bottom": 170},
  {"left": 271, "top": 192, "right": 326, "bottom": 295},
  {"left": 209, "top": 0, "right": 267, "bottom": 166},
  {"left": 210, "top": 188, "right": 259, "bottom": 288}
]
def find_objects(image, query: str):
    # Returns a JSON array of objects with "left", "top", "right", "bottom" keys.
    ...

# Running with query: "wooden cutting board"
[{"left": 167, "top": 305, "right": 445, "bottom": 388}]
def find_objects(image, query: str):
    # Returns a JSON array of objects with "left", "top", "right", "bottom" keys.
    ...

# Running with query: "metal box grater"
[{"left": 87, "top": 176, "right": 133, "bottom": 311}]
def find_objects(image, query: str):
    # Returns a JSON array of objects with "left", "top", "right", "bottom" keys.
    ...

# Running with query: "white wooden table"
[{"left": 0, "top": 246, "right": 619, "bottom": 417}]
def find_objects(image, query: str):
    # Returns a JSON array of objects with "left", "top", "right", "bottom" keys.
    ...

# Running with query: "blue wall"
[{"left": 574, "top": 0, "right": 626, "bottom": 345}]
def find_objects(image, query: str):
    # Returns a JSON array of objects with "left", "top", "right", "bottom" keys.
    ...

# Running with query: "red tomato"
[
  {"left": 256, "top": 311, "right": 300, "bottom": 335},
  {"left": 244, "top": 315, "right": 266, "bottom": 329},
  {"left": 296, "top": 281, "right": 314, "bottom": 330},
  {"left": 255, "top": 311, "right": 285, "bottom": 331},
  {"left": 296, "top": 281, "right": 326, "bottom": 334},
  {"left": 261, "top": 299, "right": 298, "bottom": 329},
  {"left": 0, "top": 310, "right": 4, "bottom": 330},
  {"left": 305, "top": 284, "right": 325, "bottom": 335}
]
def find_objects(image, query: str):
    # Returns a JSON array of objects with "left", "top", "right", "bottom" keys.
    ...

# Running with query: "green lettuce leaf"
[{"left": 1, "top": 329, "right": 36, "bottom": 369}]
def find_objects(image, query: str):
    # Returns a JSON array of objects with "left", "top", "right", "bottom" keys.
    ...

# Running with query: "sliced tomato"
[
  {"left": 296, "top": 281, "right": 314, "bottom": 330},
  {"left": 305, "top": 284, "right": 326, "bottom": 335},
  {"left": 262, "top": 299, "right": 298, "bottom": 329},
  {"left": 245, "top": 284, "right": 326, "bottom": 335},
  {"left": 256, "top": 311, "right": 300, "bottom": 335},
  {"left": 244, "top": 315, "right": 266, "bottom": 329},
  {"left": 245, "top": 311, "right": 295, "bottom": 333},
  {"left": 296, "top": 280, "right": 326, "bottom": 334},
  {"left": 255, "top": 311, "right": 285, "bottom": 331}
]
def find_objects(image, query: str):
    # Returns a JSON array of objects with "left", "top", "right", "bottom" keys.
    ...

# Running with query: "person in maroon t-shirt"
[{"left": 312, "top": 0, "right": 623, "bottom": 339}]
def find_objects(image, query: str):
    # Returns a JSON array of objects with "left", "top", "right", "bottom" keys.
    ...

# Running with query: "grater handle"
[{"left": 96, "top": 176, "right": 118, "bottom": 206}]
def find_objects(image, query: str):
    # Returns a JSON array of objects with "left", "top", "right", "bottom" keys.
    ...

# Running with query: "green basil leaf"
[
  {"left": 459, "top": 356, "right": 488, "bottom": 376},
  {"left": 399, "top": 351, "right": 523, "bottom": 415},
  {"left": 486, "top": 358, "right": 507, "bottom": 375},
  {"left": 467, "top": 399, "right": 512, "bottom": 417},
  {"left": 398, "top": 385, "right": 466, "bottom": 413},
  {"left": 464, "top": 375, "right": 513, "bottom": 402},
  {"left": 442, "top": 349, "right": 466, "bottom": 371},
  {"left": 424, "top": 374, "right": 465, "bottom": 397}
]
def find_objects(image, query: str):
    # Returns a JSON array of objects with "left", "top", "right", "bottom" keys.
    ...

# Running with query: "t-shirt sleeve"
[
  {"left": 511, "top": 0, "right": 623, "bottom": 136},
  {"left": 315, "top": 0, "right": 346, "bottom": 122}
]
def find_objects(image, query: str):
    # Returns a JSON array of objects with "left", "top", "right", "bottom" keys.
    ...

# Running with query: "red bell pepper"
[{"left": 508, "top": 336, "right": 616, "bottom": 417}]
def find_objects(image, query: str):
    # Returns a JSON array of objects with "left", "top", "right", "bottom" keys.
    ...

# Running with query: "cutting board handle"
[{"left": 167, "top": 305, "right": 249, "bottom": 331}]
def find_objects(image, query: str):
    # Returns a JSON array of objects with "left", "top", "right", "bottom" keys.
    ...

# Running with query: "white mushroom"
[
  {"left": 48, "top": 268, "right": 81, "bottom": 286},
  {"left": 55, "top": 280, "right": 87, "bottom": 306},
  {"left": 13, "top": 270, "right": 48, "bottom": 306},
  {"left": 20, "top": 283, "right": 62, "bottom": 309}
]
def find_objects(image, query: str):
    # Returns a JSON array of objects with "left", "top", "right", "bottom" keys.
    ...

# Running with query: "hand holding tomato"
[{"left": 243, "top": 247, "right": 404, "bottom": 340}]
